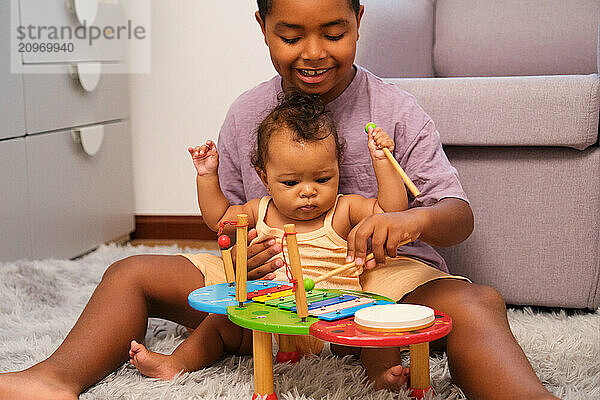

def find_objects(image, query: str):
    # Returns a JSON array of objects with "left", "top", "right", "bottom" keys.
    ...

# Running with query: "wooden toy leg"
[
  {"left": 275, "top": 334, "right": 300, "bottom": 364},
  {"left": 409, "top": 342, "right": 433, "bottom": 399},
  {"left": 252, "top": 330, "right": 278, "bottom": 400}
]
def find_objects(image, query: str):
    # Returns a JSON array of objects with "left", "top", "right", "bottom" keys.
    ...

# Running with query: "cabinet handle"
[
  {"left": 71, "top": 125, "right": 105, "bottom": 156},
  {"left": 65, "top": 0, "right": 99, "bottom": 26},
  {"left": 69, "top": 63, "right": 102, "bottom": 92}
]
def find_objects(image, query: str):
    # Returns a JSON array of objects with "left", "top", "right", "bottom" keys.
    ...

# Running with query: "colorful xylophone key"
[
  {"left": 246, "top": 284, "right": 293, "bottom": 300},
  {"left": 317, "top": 299, "right": 394, "bottom": 321},
  {"left": 274, "top": 292, "right": 342, "bottom": 310},
  {"left": 291, "top": 294, "right": 358, "bottom": 312}
]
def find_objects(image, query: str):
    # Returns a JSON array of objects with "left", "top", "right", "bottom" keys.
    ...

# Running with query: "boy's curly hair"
[
  {"left": 251, "top": 90, "right": 345, "bottom": 172},
  {"left": 257, "top": 0, "right": 361, "bottom": 22}
]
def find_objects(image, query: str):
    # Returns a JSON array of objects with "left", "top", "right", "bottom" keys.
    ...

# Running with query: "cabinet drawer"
[
  {"left": 23, "top": 62, "right": 128, "bottom": 134},
  {"left": 18, "top": 0, "right": 127, "bottom": 63},
  {"left": 1, "top": 0, "right": 25, "bottom": 140},
  {"left": 0, "top": 138, "right": 32, "bottom": 261},
  {"left": 27, "top": 121, "right": 134, "bottom": 259}
]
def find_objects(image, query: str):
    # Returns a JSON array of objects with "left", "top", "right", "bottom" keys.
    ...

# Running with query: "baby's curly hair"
[
  {"left": 251, "top": 90, "right": 345, "bottom": 172},
  {"left": 257, "top": 0, "right": 361, "bottom": 22}
]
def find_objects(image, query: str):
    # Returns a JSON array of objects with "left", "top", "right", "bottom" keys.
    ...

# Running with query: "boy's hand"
[
  {"left": 188, "top": 140, "right": 219, "bottom": 176},
  {"left": 346, "top": 211, "right": 424, "bottom": 269},
  {"left": 230, "top": 228, "right": 284, "bottom": 280},
  {"left": 367, "top": 125, "right": 394, "bottom": 161}
]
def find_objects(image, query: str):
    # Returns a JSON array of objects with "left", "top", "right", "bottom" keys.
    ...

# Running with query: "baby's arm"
[
  {"left": 188, "top": 141, "right": 256, "bottom": 231},
  {"left": 340, "top": 127, "right": 409, "bottom": 235},
  {"left": 367, "top": 125, "right": 408, "bottom": 212}
]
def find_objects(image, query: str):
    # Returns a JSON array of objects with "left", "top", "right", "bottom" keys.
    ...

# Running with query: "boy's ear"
[
  {"left": 356, "top": 5, "right": 364, "bottom": 40},
  {"left": 255, "top": 11, "right": 267, "bottom": 39}
]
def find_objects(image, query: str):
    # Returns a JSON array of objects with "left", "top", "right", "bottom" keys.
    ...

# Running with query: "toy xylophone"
[
  {"left": 188, "top": 278, "right": 451, "bottom": 400},
  {"left": 187, "top": 132, "right": 447, "bottom": 400},
  {"left": 187, "top": 215, "right": 452, "bottom": 400}
]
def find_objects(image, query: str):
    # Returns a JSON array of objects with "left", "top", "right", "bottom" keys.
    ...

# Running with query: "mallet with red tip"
[{"left": 218, "top": 234, "right": 236, "bottom": 286}]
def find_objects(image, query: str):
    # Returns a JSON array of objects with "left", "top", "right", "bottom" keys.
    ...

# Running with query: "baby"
[{"left": 129, "top": 90, "right": 411, "bottom": 389}]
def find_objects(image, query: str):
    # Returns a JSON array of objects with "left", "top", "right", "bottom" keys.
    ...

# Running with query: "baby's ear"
[{"left": 256, "top": 168, "right": 269, "bottom": 187}]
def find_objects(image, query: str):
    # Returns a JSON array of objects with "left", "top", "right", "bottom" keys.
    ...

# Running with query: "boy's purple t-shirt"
[{"left": 217, "top": 65, "right": 468, "bottom": 273}]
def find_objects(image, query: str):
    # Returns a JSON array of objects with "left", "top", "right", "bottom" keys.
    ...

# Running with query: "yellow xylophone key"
[{"left": 252, "top": 289, "right": 295, "bottom": 303}]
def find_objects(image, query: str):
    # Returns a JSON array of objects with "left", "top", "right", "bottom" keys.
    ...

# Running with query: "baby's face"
[{"left": 260, "top": 131, "right": 339, "bottom": 222}]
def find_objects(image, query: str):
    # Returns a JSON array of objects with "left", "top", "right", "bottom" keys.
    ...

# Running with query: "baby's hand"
[
  {"left": 188, "top": 140, "right": 219, "bottom": 176},
  {"left": 367, "top": 125, "right": 394, "bottom": 161}
]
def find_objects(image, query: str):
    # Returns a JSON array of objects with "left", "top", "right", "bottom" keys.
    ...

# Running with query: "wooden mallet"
[
  {"left": 217, "top": 234, "right": 236, "bottom": 286},
  {"left": 303, "top": 240, "right": 412, "bottom": 291},
  {"left": 304, "top": 253, "right": 374, "bottom": 291},
  {"left": 365, "top": 122, "right": 421, "bottom": 198}
]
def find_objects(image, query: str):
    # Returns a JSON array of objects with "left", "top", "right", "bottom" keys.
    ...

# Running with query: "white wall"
[{"left": 128, "top": 1, "right": 275, "bottom": 215}]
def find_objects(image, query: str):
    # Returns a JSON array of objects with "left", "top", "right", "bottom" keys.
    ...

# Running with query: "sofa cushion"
[
  {"left": 356, "top": 0, "right": 435, "bottom": 78},
  {"left": 434, "top": 0, "right": 600, "bottom": 77},
  {"left": 437, "top": 145, "right": 600, "bottom": 310},
  {"left": 389, "top": 75, "right": 600, "bottom": 150}
]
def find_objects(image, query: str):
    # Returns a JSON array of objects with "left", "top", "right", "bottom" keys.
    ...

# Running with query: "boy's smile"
[
  {"left": 295, "top": 67, "right": 333, "bottom": 84},
  {"left": 256, "top": 0, "right": 364, "bottom": 103}
]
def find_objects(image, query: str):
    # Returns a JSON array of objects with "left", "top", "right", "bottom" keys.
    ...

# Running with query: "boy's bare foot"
[
  {"left": 0, "top": 370, "right": 77, "bottom": 400},
  {"left": 361, "top": 347, "right": 410, "bottom": 391},
  {"left": 129, "top": 340, "right": 185, "bottom": 380}
]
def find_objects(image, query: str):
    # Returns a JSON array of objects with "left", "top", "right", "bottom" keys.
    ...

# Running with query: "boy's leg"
[
  {"left": 0, "top": 254, "right": 208, "bottom": 400},
  {"left": 402, "top": 279, "right": 559, "bottom": 400},
  {"left": 130, "top": 314, "right": 252, "bottom": 379}
]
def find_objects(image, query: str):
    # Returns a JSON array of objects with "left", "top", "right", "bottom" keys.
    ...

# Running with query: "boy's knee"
[
  {"left": 469, "top": 284, "right": 506, "bottom": 311},
  {"left": 452, "top": 283, "right": 507, "bottom": 319},
  {"left": 102, "top": 255, "right": 148, "bottom": 281}
]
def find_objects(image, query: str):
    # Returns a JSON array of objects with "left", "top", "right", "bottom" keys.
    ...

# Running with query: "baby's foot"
[
  {"left": 361, "top": 347, "right": 410, "bottom": 391},
  {"left": 0, "top": 370, "right": 77, "bottom": 400},
  {"left": 372, "top": 364, "right": 410, "bottom": 391},
  {"left": 129, "top": 340, "right": 185, "bottom": 380}
]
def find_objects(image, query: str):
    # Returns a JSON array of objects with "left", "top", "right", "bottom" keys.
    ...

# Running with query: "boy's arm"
[
  {"left": 367, "top": 125, "right": 408, "bottom": 213},
  {"left": 347, "top": 198, "right": 474, "bottom": 267},
  {"left": 189, "top": 141, "right": 256, "bottom": 231}
]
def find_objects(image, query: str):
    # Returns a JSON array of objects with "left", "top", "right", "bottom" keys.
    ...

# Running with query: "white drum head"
[{"left": 354, "top": 304, "right": 435, "bottom": 332}]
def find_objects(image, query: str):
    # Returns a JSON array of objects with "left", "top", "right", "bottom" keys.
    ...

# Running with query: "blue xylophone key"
[
  {"left": 291, "top": 294, "right": 358, "bottom": 312},
  {"left": 275, "top": 292, "right": 339, "bottom": 310},
  {"left": 317, "top": 299, "right": 395, "bottom": 321}
]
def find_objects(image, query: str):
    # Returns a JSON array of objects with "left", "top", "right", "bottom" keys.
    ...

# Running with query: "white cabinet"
[
  {"left": 22, "top": 63, "right": 129, "bottom": 134},
  {"left": 0, "top": 138, "right": 32, "bottom": 261},
  {"left": 27, "top": 122, "right": 134, "bottom": 259},
  {"left": 19, "top": 0, "right": 127, "bottom": 63},
  {"left": 1, "top": 0, "right": 134, "bottom": 262},
  {"left": 0, "top": 0, "right": 25, "bottom": 140}
]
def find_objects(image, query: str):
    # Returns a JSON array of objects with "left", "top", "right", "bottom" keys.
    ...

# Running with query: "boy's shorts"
[{"left": 178, "top": 253, "right": 470, "bottom": 302}]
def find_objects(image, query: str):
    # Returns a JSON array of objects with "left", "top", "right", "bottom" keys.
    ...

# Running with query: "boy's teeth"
[{"left": 300, "top": 69, "right": 328, "bottom": 76}]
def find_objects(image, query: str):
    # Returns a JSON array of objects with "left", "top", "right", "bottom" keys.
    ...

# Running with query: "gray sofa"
[{"left": 357, "top": 0, "right": 600, "bottom": 310}]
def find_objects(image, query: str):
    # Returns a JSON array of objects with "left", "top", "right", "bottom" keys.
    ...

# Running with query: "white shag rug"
[{"left": 1, "top": 244, "right": 599, "bottom": 400}]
